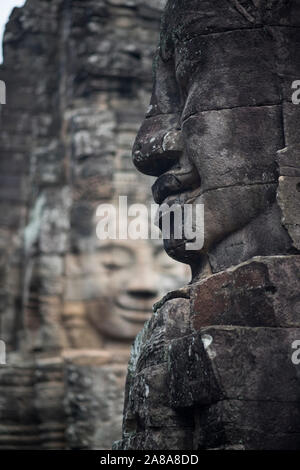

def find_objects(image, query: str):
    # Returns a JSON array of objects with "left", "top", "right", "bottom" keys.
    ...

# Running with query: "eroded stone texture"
[
  {"left": 118, "top": 0, "right": 300, "bottom": 451},
  {"left": 0, "top": 0, "right": 191, "bottom": 450},
  {"left": 118, "top": 257, "right": 300, "bottom": 450}
]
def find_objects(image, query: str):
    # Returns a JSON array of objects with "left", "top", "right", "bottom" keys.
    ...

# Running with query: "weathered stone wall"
[
  {"left": 0, "top": 0, "right": 189, "bottom": 449},
  {"left": 0, "top": 0, "right": 169, "bottom": 354}
]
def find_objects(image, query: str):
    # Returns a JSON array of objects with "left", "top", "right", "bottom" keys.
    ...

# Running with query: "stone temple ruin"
[
  {"left": 0, "top": 0, "right": 299, "bottom": 452},
  {"left": 0, "top": 0, "right": 189, "bottom": 449},
  {"left": 116, "top": 0, "right": 300, "bottom": 451}
]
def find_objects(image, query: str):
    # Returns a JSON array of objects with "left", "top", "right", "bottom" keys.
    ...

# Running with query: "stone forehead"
[
  {"left": 161, "top": 0, "right": 290, "bottom": 37},
  {"left": 160, "top": 0, "right": 291, "bottom": 59},
  {"left": 164, "top": 0, "right": 289, "bottom": 15}
]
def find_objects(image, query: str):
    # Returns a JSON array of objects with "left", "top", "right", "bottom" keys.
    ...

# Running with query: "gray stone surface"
[
  {"left": 118, "top": 257, "right": 300, "bottom": 450},
  {"left": 118, "top": 0, "right": 300, "bottom": 451}
]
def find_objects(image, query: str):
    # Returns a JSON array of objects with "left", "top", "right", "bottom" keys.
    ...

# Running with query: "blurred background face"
[
  {"left": 87, "top": 238, "right": 189, "bottom": 341},
  {"left": 0, "top": 0, "right": 191, "bottom": 452},
  {"left": 133, "top": 1, "right": 280, "bottom": 265},
  {"left": 65, "top": 199, "right": 190, "bottom": 346}
]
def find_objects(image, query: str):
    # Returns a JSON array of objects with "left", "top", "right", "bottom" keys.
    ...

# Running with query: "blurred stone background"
[{"left": 0, "top": 0, "right": 189, "bottom": 449}]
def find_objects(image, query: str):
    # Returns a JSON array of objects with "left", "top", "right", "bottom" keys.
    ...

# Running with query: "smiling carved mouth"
[
  {"left": 115, "top": 295, "right": 155, "bottom": 324},
  {"left": 116, "top": 293, "right": 155, "bottom": 311},
  {"left": 119, "top": 310, "right": 152, "bottom": 324},
  {"left": 115, "top": 302, "right": 152, "bottom": 324}
]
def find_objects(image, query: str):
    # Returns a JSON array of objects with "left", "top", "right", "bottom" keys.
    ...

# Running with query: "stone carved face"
[
  {"left": 132, "top": 0, "right": 293, "bottom": 274},
  {"left": 87, "top": 238, "right": 189, "bottom": 341}
]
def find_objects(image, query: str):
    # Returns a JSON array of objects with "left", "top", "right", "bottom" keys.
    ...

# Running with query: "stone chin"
[
  {"left": 161, "top": 183, "right": 278, "bottom": 267},
  {"left": 163, "top": 237, "right": 201, "bottom": 265},
  {"left": 96, "top": 316, "right": 149, "bottom": 342},
  {"left": 107, "top": 305, "right": 151, "bottom": 341}
]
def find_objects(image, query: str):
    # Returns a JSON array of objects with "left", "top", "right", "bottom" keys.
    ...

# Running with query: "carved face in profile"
[
  {"left": 132, "top": 0, "right": 293, "bottom": 275},
  {"left": 87, "top": 238, "right": 189, "bottom": 341},
  {"left": 66, "top": 199, "right": 189, "bottom": 347}
]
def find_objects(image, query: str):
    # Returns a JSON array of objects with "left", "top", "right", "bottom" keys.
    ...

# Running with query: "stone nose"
[
  {"left": 125, "top": 265, "right": 159, "bottom": 301},
  {"left": 132, "top": 114, "right": 183, "bottom": 177}
]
